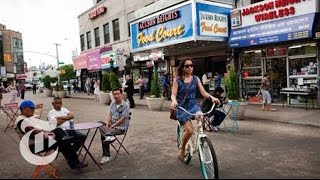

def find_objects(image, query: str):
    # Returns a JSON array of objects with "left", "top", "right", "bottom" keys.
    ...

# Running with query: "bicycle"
[{"left": 176, "top": 104, "right": 219, "bottom": 179}]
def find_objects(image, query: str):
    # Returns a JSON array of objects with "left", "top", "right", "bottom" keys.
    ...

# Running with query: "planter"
[
  {"left": 146, "top": 97, "right": 165, "bottom": 111},
  {"left": 43, "top": 89, "right": 52, "bottom": 97},
  {"left": 98, "top": 92, "right": 111, "bottom": 105},
  {"left": 58, "top": 91, "right": 67, "bottom": 98},
  {"left": 53, "top": 91, "right": 59, "bottom": 98},
  {"left": 226, "top": 101, "right": 249, "bottom": 120}
]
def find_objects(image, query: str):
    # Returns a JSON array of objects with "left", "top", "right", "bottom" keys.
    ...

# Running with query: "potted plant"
[
  {"left": 57, "top": 84, "right": 67, "bottom": 98},
  {"left": 99, "top": 72, "right": 112, "bottom": 105},
  {"left": 108, "top": 71, "right": 125, "bottom": 102},
  {"left": 224, "top": 66, "right": 248, "bottom": 120},
  {"left": 146, "top": 68, "right": 165, "bottom": 111},
  {"left": 43, "top": 75, "right": 53, "bottom": 97}
]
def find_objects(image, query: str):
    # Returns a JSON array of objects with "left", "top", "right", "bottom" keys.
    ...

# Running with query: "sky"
[{"left": 0, "top": 0, "right": 93, "bottom": 69}]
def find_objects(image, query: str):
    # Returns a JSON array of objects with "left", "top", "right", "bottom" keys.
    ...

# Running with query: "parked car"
[{"left": 24, "top": 83, "right": 32, "bottom": 90}]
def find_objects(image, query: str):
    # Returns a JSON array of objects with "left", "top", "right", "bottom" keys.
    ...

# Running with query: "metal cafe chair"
[
  {"left": 110, "top": 112, "right": 132, "bottom": 160},
  {"left": 2, "top": 103, "right": 19, "bottom": 132}
]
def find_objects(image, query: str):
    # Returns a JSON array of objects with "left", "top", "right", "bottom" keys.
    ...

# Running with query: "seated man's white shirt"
[{"left": 48, "top": 107, "right": 72, "bottom": 129}]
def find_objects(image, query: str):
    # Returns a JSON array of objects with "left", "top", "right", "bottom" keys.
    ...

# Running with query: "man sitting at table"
[
  {"left": 98, "top": 88, "right": 130, "bottom": 164},
  {"left": 201, "top": 87, "right": 226, "bottom": 132},
  {"left": 48, "top": 97, "right": 86, "bottom": 152},
  {"left": 15, "top": 100, "right": 87, "bottom": 169}
]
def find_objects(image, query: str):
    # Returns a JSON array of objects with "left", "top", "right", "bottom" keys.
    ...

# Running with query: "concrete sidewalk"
[{"left": 69, "top": 92, "right": 320, "bottom": 127}]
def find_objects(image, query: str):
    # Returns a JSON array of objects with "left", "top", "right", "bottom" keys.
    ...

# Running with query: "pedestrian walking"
[
  {"left": 137, "top": 75, "right": 146, "bottom": 99},
  {"left": 19, "top": 81, "right": 26, "bottom": 100},
  {"left": 162, "top": 73, "right": 170, "bottom": 100},
  {"left": 124, "top": 75, "right": 135, "bottom": 108},
  {"left": 260, "top": 72, "right": 277, "bottom": 111},
  {"left": 32, "top": 83, "right": 37, "bottom": 94}
]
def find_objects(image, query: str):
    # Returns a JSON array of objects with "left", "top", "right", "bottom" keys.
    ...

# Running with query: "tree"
[
  {"left": 60, "top": 64, "right": 76, "bottom": 81},
  {"left": 101, "top": 72, "right": 111, "bottom": 92},
  {"left": 225, "top": 66, "right": 240, "bottom": 100},
  {"left": 109, "top": 71, "right": 121, "bottom": 90},
  {"left": 150, "top": 68, "right": 161, "bottom": 98}
]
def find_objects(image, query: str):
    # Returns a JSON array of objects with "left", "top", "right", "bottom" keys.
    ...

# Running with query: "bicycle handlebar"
[{"left": 177, "top": 103, "right": 216, "bottom": 117}]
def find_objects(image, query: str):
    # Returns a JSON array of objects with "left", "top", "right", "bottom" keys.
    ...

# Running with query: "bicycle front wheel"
[{"left": 198, "top": 137, "right": 219, "bottom": 179}]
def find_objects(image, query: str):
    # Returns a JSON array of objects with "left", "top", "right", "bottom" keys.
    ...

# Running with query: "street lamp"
[{"left": 54, "top": 43, "right": 61, "bottom": 86}]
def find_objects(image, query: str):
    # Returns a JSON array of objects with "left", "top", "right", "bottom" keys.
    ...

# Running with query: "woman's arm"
[{"left": 170, "top": 78, "right": 178, "bottom": 109}]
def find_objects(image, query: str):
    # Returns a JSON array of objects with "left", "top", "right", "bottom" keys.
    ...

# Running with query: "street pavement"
[
  {"left": 69, "top": 91, "right": 320, "bottom": 127},
  {"left": 0, "top": 91, "right": 320, "bottom": 178}
]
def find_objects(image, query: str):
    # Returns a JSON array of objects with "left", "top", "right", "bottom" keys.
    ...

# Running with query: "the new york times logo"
[{"left": 19, "top": 117, "right": 58, "bottom": 165}]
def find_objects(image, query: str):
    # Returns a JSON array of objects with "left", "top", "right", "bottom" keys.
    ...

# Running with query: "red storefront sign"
[
  {"left": 88, "top": 6, "right": 106, "bottom": 20},
  {"left": 73, "top": 53, "right": 87, "bottom": 70}
]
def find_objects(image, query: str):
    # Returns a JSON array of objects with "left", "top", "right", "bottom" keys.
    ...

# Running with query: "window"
[
  {"left": 96, "top": 0, "right": 103, "bottom": 3},
  {"left": 94, "top": 27, "right": 100, "bottom": 47},
  {"left": 128, "top": 23, "right": 131, "bottom": 37},
  {"left": 86, "top": 31, "right": 92, "bottom": 49},
  {"left": 251, "top": 0, "right": 264, "bottom": 4},
  {"left": 103, "top": 23, "right": 110, "bottom": 44},
  {"left": 80, "top": 34, "right": 85, "bottom": 51},
  {"left": 113, "top": 19, "right": 120, "bottom": 41}
]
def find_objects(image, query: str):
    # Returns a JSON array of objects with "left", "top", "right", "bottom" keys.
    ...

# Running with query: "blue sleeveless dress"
[{"left": 176, "top": 75, "right": 201, "bottom": 125}]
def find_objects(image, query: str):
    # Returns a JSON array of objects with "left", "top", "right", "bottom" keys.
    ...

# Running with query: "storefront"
[
  {"left": 73, "top": 46, "right": 128, "bottom": 91},
  {"left": 229, "top": 0, "right": 320, "bottom": 106},
  {"left": 129, "top": 0, "right": 233, "bottom": 92}
]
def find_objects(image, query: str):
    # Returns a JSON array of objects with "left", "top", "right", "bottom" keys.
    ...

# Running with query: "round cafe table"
[{"left": 67, "top": 122, "right": 103, "bottom": 170}]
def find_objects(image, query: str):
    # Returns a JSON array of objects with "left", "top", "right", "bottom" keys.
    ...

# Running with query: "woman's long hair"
[{"left": 177, "top": 58, "right": 193, "bottom": 78}]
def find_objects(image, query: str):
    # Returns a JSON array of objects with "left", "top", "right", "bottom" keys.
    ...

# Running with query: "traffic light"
[{"left": 3, "top": 53, "right": 12, "bottom": 62}]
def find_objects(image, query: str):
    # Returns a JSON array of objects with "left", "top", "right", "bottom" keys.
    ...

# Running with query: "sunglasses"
[{"left": 184, "top": 64, "right": 194, "bottom": 68}]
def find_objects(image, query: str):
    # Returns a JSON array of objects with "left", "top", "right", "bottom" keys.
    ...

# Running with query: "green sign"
[{"left": 59, "top": 62, "right": 65, "bottom": 64}]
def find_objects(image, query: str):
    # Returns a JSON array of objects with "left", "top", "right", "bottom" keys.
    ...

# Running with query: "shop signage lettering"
[
  {"left": 88, "top": 6, "right": 106, "bottom": 20},
  {"left": 241, "top": 0, "right": 306, "bottom": 23},
  {"left": 138, "top": 10, "right": 179, "bottom": 31},
  {"left": 199, "top": 11, "right": 228, "bottom": 36},
  {"left": 137, "top": 24, "right": 185, "bottom": 47}
]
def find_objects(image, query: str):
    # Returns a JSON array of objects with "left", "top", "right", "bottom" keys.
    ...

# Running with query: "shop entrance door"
[{"left": 264, "top": 57, "right": 287, "bottom": 103}]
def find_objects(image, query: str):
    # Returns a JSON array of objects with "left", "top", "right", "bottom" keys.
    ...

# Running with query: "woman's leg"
[{"left": 178, "top": 120, "right": 193, "bottom": 160}]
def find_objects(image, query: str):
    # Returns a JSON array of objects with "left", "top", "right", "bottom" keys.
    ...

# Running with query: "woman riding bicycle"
[{"left": 170, "top": 58, "right": 220, "bottom": 161}]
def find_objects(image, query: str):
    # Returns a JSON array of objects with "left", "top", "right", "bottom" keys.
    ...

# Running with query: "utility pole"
[{"left": 54, "top": 43, "right": 61, "bottom": 86}]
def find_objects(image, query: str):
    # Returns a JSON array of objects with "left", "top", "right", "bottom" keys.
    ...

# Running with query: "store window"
[
  {"left": 103, "top": 23, "right": 110, "bottom": 44},
  {"left": 80, "top": 34, "right": 85, "bottom": 51},
  {"left": 86, "top": 31, "right": 92, "bottom": 49},
  {"left": 288, "top": 43, "right": 318, "bottom": 91},
  {"left": 241, "top": 50, "right": 264, "bottom": 99},
  {"left": 113, "top": 19, "right": 120, "bottom": 41},
  {"left": 94, "top": 27, "right": 100, "bottom": 47}
]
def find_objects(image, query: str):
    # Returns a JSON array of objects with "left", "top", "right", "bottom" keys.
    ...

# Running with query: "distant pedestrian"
[
  {"left": 67, "top": 80, "right": 72, "bottom": 95},
  {"left": 72, "top": 81, "right": 77, "bottom": 93},
  {"left": 19, "top": 82, "right": 26, "bottom": 100},
  {"left": 137, "top": 75, "right": 146, "bottom": 99},
  {"left": 260, "top": 72, "right": 277, "bottom": 111},
  {"left": 32, "top": 83, "right": 37, "bottom": 94},
  {"left": 214, "top": 72, "right": 222, "bottom": 89},
  {"left": 124, "top": 75, "right": 135, "bottom": 108},
  {"left": 202, "top": 73, "right": 210, "bottom": 92},
  {"left": 94, "top": 79, "right": 100, "bottom": 102},
  {"left": 85, "top": 78, "right": 91, "bottom": 95},
  {"left": 162, "top": 73, "right": 170, "bottom": 100}
]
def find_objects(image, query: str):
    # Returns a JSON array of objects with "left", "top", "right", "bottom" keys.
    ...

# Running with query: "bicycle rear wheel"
[{"left": 198, "top": 137, "right": 219, "bottom": 179}]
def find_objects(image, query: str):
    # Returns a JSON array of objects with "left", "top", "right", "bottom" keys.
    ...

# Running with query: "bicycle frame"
[{"left": 177, "top": 104, "right": 215, "bottom": 158}]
